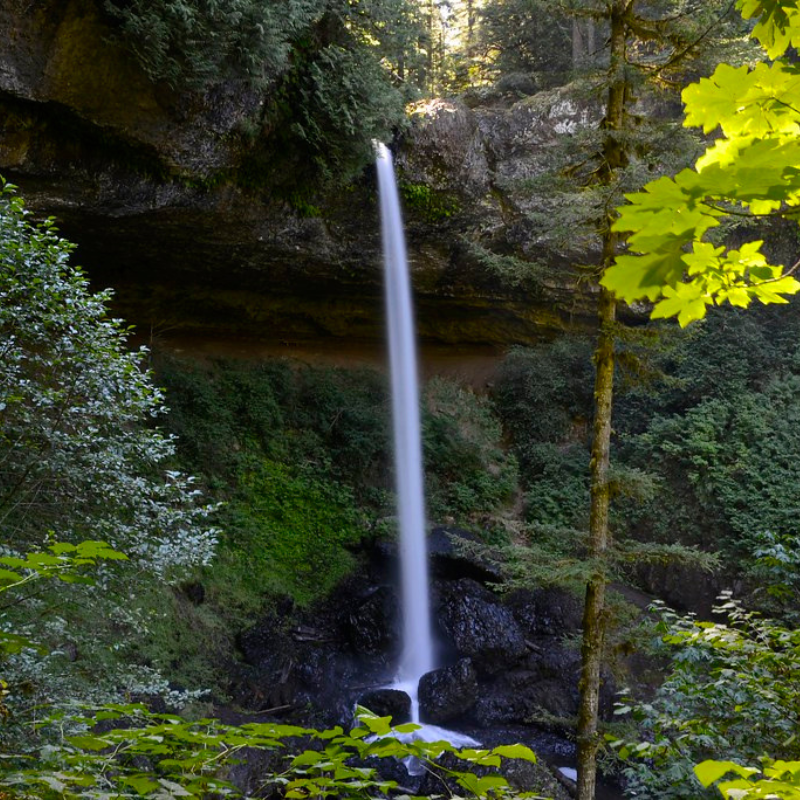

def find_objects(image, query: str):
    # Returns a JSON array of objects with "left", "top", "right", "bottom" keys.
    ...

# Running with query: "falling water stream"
[
  {"left": 376, "top": 142, "right": 434, "bottom": 722},
  {"left": 376, "top": 144, "right": 478, "bottom": 753}
]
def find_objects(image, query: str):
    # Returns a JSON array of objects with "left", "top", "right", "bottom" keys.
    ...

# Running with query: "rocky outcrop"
[
  {"left": 0, "top": 0, "right": 602, "bottom": 349},
  {"left": 231, "top": 533, "right": 609, "bottom": 737},
  {"left": 419, "top": 658, "right": 479, "bottom": 723},
  {"left": 356, "top": 688, "right": 412, "bottom": 724},
  {"left": 437, "top": 579, "right": 527, "bottom": 674}
]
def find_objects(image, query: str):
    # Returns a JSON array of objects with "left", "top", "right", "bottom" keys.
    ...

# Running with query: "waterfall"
[{"left": 376, "top": 142, "right": 434, "bottom": 722}]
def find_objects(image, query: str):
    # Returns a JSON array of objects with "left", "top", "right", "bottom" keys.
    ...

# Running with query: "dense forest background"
[{"left": 2, "top": 1, "right": 800, "bottom": 799}]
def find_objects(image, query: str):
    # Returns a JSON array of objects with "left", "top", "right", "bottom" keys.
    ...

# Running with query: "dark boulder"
[
  {"left": 418, "top": 658, "right": 479, "bottom": 724},
  {"left": 346, "top": 586, "right": 400, "bottom": 658},
  {"left": 515, "top": 676, "right": 579, "bottom": 719},
  {"left": 437, "top": 579, "right": 526, "bottom": 674},
  {"left": 238, "top": 616, "right": 294, "bottom": 672},
  {"left": 523, "top": 642, "right": 581, "bottom": 684},
  {"left": 357, "top": 688, "right": 412, "bottom": 725},
  {"left": 506, "top": 588, "right": 583, "bottom": 638},
  {"left": 472, "top": 654, "right": 581, "bottom": 727},
  {"left": 472, "top": 682, "right": 532, "bottom": 726}
]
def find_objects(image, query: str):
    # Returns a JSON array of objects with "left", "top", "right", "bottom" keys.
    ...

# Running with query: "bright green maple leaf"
[
  {"left": 606, "top": 2, "right": 800, "bottom": 324},
  {"left": 651, "top": 283, "right": 711, "bottom": 327},
  {"left": 739, "top": 0, "right": 800, "bottom": 57},
  {"left": 685, "top": 61, "right": 800, "bottom": 140},
  {"left": 683, "top": 64, "right": 751, "bottom": 134},
  {"left": 682, "top": 241, "right": 724, "bottom": 276}
]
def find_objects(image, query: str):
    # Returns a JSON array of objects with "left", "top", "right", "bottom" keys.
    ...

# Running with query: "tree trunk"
[
  {"left": 576, "top": 286, "right": 616, "bottom": 800},
  {"left": 576, "top": 2, "right": 629, "bottom": 799}
]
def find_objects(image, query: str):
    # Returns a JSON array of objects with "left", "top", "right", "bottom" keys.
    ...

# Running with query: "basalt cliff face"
[{"left": 0, "top": 0, "right": 599, "bottom": 350}]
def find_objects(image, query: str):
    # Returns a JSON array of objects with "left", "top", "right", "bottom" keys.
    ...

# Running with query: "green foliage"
[
  {"left": 476, "top": 0, "right": 572, "bottom": 88},
  {"left": 522, "top": 444, "right": 589, "bottom": 529},
  {"left": 155, "top": 358, "right": 516, "bottom": 608},
  {"left": 494, "top": 341, "right": 595, "bottom": 454},
  {"left": 159, "top": 356, "right": 516, "bottom": 527},
  {"left": 611, "top": 305, "right": 800, "bottom": 587},
  {"left": 0, "top": 179, "right": 222, "bottom": 766},
  {"left": 283, "top": 367, "right": 390, "bottom": 487},
  {"left": 748, "top": 529, "right": 800, "bottom": 608},
  {"left": 611, "top": 595, "right": 800, "bottom": 800},
  {"left": 103, "top": 0, "right": 318, "bottom": 88},
  {"left": 400, "top": 182, "right": 460, "bottom": 222},
  {"left": 623, "top": 375, "right": 800, "bottom": 551},
  {"left": 103, "top": 0, "right": 419, "bottom": 188},
  {"left": 492, "top": 340, "right": 594, "bottom": 528},
  {"left": 0, "top": 541, "right": 126, "bottom": 656},
  {"left": 493, "top": 309, "right": 800, "bottom": 556},
  {"left": 0, "top": 545, "right": 542, "bottom": 799},
  {"left": 740, "top": 0, "right": 800, "bottom": 59},
  {"left": 289, "top": 44, "right": 406, "bottom": 184},
  {"left": 155, "top": 357, "right": 288, "bottom": 479},
  {"left": 464, "top": 241, "right": 560, "bottom": 293},
  {"left": 422, "top": 378, "right": 519, "bottom": 520},
  {"left": 603, "top": 0, "right": 800, "bottom": 324},
  {"left": 0, "top": 180, "right": 218, "bottom": 577},
  {"left": 156, "top": 357, "right": 389, "bottom": 490},
  {"left": 229, "top": 459, "right": 366, "bottom": 606},
  {"left": 0, "top": 541, "right": 127, "bottom": 595},
  {"left": 156, "top": 359, "right": 383, "bottom": 606},
  {"left": 696, "top": 757, "right": 800, "bottom": 800},
  {"left": 1, "top": 705, "right": 539, "bottom": 799}
]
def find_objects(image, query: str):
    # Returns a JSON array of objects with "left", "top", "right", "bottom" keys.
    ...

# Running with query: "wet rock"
[
  {"left": 227, "top": 746, "right": 289, "bottom": 799},
  {"left": 437, "top": 579, "right": 526, "bottom": 674},
  {"left": 357, "top": 688, "right": 411, "bottom": 725},
  {"left": 429, "top": 526, "right": 503, "bottom": 582},
  {"left": 238, "top": 616, "right": 293, "bottom": 672},
  {"left": 472, "top": 683, "right": 532, "bottom": 726},
  {"left": 507, "top": 588, "right": 583, "bottom": 638},
  {"left": 635, "top": 562, "right": 726, "bottom": 619},
  {"left": 502, "top": 757, "right": 571, "bottom": 799},
  {"left": 472, "top": 656, "right": 581, "bottom": 727},
  {"left": 418, "top": 658, "right": 479, "bottom": 724},
  {"left": 346, "top": 586, "right": 400, "bottom": 657},
  {"left": 520, "top": 677, "right": 579, "bottom": 718},
  {"left": 362, "top": 751, "right": 421, "bottom": 789},
  {"left": 524, "top": 643, "right": 581, "bottom": 684}
]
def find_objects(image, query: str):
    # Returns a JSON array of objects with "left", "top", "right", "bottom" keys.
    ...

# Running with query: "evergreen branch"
[{"left": 625, "top": 0, "right": 737, "bottom": 75}]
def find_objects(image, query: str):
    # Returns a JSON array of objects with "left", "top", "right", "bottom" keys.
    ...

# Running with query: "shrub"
[
  {"left": 423, "top": 378, "right": 519, "bottom": 519},
  {"left": 613, "top": 596, "right": 800, "bottom": 800},
  {"left": 0, "top": 181, "right": 217, "bottom": 576}
]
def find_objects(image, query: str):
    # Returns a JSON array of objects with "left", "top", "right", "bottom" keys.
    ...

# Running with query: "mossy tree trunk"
[{"left": 576, "top": 3, "right": 629, "bottom": 799}]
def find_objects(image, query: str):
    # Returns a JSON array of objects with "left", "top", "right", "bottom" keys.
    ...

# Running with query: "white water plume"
[{"left": 375, "top": 142, "right": 434, "bottom": 722}]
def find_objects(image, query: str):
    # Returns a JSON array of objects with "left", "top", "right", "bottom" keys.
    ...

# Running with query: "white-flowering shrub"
[{"left": 0, "top": 180, "right": 218, "bottom": 578}]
